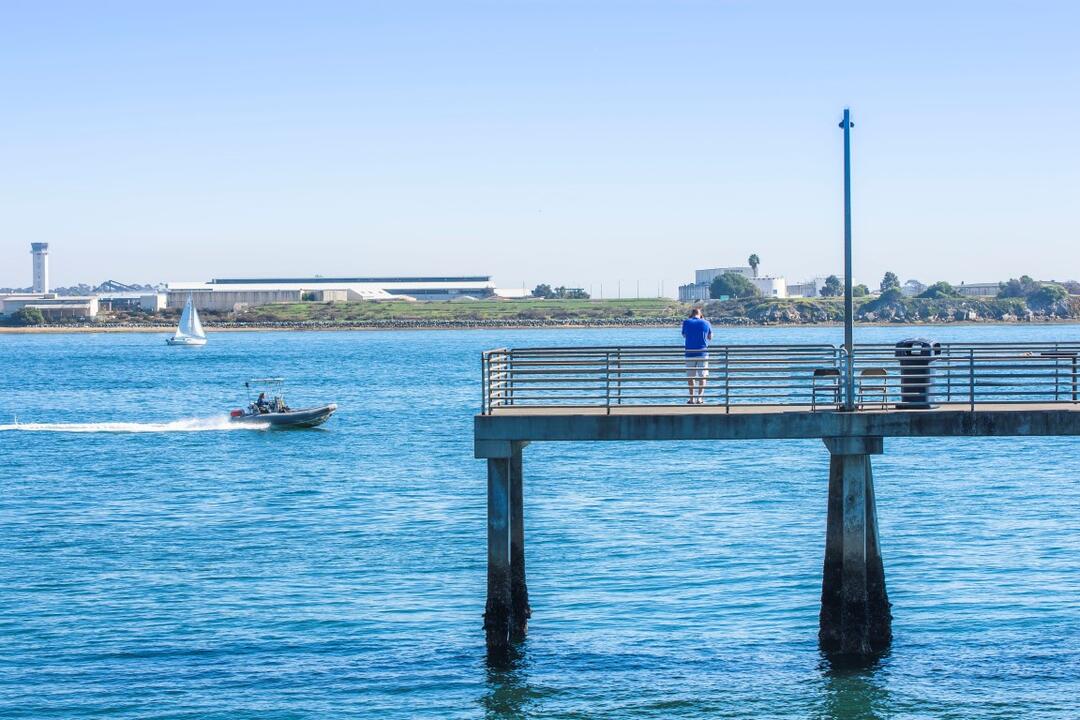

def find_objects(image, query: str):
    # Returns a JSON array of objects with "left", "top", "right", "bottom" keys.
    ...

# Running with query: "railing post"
[
  {"left": 839, "top": 346, "right": 849, "bottom": 411},
  {"left": 482, "top": 352, "right": 488, "bottom": 415},
  {"left": 616, "top": 349, "right": 623, "bottom": 405},
  {"left": 969, "top": 348, "right": 975, "bottom": 412},
  {"left": 1052, "top": 343, "right": 1058, "bottom": 402},
  {"left": 724, "top": 348, "right": 730, "bottom": 414},
  {"left": 945, "top": 345, "right": 952, "bottom": 402},
  {"left": 605, "top": 351, "right": 612, "bottom": 415},
  {"left": 1073, "top": 355, "right": 1078, "bottom": 403},
  {"left": 507, "top": 353, "right": 514, "bottom": 407}
]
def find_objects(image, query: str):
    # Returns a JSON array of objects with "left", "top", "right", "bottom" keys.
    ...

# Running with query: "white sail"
[
  {"left": 172, "top": 296, "right": 207, "bottom": 342},
  {"left": 187, "top": 301, "right": 206, "bottom": 339}
]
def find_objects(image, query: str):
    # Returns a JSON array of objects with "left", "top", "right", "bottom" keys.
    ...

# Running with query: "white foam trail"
[{"left": 0, "top": 416, "right": 269, "bottom": 433}]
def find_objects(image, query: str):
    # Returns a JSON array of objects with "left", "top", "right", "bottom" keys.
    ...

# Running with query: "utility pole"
[{"left": 840, "top": 108, "right": 855, "bottom": 411}]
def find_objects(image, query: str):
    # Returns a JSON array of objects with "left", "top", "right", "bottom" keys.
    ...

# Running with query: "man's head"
[{"left": 689, "top": 307, "right": 703, "bottom": 319}]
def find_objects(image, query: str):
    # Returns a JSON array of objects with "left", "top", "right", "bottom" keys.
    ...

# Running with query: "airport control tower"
[{"left": 31, "top": 242, "right": 49, "bottom": 293}]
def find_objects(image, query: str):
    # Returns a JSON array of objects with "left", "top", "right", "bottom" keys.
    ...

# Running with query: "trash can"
[{"left": 894, "top": 338, "right": 941, "bottom": 409}]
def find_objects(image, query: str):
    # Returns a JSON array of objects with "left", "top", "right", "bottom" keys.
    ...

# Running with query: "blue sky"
[{"left": 1, "top": 1, "right": 1077, "bottom": 293}]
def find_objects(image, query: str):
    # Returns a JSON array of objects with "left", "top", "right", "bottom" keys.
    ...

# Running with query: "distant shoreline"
[
  {"left": 5, "top": 295, "right": 1078, "bottom": 333},
  {"left": 4, "top": 318, "right": 1080, "bottom": 334}
]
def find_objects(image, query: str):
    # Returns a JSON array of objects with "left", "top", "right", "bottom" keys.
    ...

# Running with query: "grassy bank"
[{"left": 226, "top": 298, "right": 686, "bottom": 324}]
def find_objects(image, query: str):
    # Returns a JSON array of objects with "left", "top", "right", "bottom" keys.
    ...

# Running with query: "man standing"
[{"left": 682, "top": 307, "right": 712, "bottom": 404}]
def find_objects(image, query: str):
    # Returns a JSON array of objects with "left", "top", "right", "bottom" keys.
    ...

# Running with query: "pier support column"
[
  {"left": 820, "top": 436, "right": 892, "bottom": 656},
  {"left": 509, "top": 444, "right": 531, "bottom": 639},
  {"left": 480, "top": 440, "right": 529, "bottom": 652}
]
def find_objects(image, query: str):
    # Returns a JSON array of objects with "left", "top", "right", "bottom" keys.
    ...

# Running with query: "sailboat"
[{"left": 166, "top": 295, "right": 208, "bottom": 346}]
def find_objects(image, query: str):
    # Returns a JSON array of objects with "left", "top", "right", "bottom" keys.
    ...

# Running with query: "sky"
[{"left": 1, "top": 1, "right": 1077, "bottom": 294}]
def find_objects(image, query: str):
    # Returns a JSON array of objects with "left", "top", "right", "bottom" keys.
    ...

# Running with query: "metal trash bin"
[{"left": 895, "top": 338, "right": 941, "bottom": 408}]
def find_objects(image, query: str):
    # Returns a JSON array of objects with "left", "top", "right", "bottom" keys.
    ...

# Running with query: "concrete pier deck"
[{"left": 476, "top": 403, "right": 1080, "bottom": 447}]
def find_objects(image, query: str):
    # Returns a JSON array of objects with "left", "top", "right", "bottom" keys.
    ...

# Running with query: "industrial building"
[
  {"left": 694, "top": 266, "right": 754, "bottom": 285},
  {"left": 787, "top": 277, "right": 830, "bottom": 298},
  {"left": 97, "top": 293, "right": 168, "bottom": 312},
  {"left": 679, "top": 267, "right": 753, "bottom": 302},
  {"left": 0, "top": 243, "right": 101, "bottom": 321},
  {"left": 679, "top": 264, "right": 832, "bottom": 302},
  {"left": 165, "top": 276, "right": 519, "bottom": 311},
  {"left": 956, "top": 282, "right": 1001, "bottom": 298},
  {"left": 0, "top": 293, "right": 99, "bottom": 320}
]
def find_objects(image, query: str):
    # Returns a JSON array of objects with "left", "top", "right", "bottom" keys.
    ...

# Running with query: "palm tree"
[{"left": 748, "top": 254, "right": 760, "bottom": 278}]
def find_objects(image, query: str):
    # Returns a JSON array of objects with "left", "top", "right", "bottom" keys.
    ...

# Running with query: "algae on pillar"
[{"left": 819, "top": 436, "right": 892, "bottom": 655}]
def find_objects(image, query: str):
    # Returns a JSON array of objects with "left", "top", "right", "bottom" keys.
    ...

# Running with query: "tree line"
[
  {"left": 532, "top": 284, "right": 590, "bottom": 300},
  {"left": 708, "top": 269, "right": 1075, "bottom": 303}
]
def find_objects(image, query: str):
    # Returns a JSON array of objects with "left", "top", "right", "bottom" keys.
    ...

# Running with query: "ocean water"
[{"left": 1, "top": 325, "right": 1079, "bottom": 719}]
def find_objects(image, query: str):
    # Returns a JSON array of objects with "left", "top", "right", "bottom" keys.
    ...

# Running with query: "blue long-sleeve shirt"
[{"left": 681, "top": 318, "right": 712, "bottom": 358}]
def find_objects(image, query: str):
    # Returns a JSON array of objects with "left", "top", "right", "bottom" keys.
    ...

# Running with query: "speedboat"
[
  {"left": 167, "top": 295, "right": 207, "bottom": 347},
  {"left": 229, "top": 378, "right": 337, "bottom": 428},
  {"left": 230, "top": 404, "right": 338, "bottom": 428}
]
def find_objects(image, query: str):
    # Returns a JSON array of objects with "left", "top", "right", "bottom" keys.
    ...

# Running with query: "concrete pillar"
[
  {"left": 509, "top": 444, "right": 531, "bottom": 639},
  {"left": 483, "top": 441, "right": 529, "bottom": 652},
  {"left": 484, "top": 455, "right": 512, "bottom": 649},
  {"left": 819, "top": 436, "right": 891, "bottom": 655}
]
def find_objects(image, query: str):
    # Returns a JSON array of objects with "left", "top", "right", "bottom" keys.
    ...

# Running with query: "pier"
[{"left": 475, "top": 342, "right": 1080, "bottom": 656}]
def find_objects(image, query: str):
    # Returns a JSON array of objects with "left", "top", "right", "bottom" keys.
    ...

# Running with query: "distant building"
[
  {"left": 694, "top": 266, "right": 754, "bottom": 285},
  {"left": 751, "top": 276, "right": 787, "bottom": 298},
  {"left": 787, "top": 277, "right": 830, "bottom": 298},
  {"left": 30, "top": 243, "right": 49, "bottom": 293},
  {"left": 165, "top": 276, "right": 504, "bottom": 311},
  {"left": 493, "top": 288, "right": 531, "bottom": 299},
  {"left": 678, "top": 283, "right": 711, "bottom": 302},
  {"left": 956, "top": 282, "right": 1000, "bottom": 298},
  {"left": 0, "top": 293, "right": 99, "bottom": 320},
  {"left": 681, "top": 266, "right": 752, "bottom": 302},
  {"left": 680, "top": 266, "right": 789, "bottom": 301},
  {"left": 98, "top": 293, "right": 167, "bottom": 312}
]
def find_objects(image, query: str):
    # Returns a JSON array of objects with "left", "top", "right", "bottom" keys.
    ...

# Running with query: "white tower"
[{"left": 31, "top": 243, "right": 49, "bottom": 293}]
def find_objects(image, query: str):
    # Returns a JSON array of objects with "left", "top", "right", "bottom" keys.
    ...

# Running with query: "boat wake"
[{"left": 0, "top": 416, "right": 269, "bottom": 433}]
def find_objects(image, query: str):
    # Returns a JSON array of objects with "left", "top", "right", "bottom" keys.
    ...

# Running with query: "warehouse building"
[
  {"left": 98, "top": 293, "right": 168, "bottom": 312},
  {"left": 165, "top": 276, "right": 505, "bottom": 311},
  {"left": 0, "top": 293, "right": 99, "bottom": 320}
]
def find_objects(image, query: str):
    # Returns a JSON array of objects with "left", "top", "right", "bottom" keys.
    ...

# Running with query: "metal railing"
[{"left": 480, "top": 342, "right": 1080, "bottom": 414}]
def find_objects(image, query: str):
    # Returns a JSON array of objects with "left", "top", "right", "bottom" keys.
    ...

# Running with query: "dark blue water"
[{"left": 2, "top": 326, "right": 1079, "bottom": 718}]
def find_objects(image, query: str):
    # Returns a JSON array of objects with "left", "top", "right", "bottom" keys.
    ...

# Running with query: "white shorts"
[{"left": 686, "top": 357, "right": 709, "bottom": 379}]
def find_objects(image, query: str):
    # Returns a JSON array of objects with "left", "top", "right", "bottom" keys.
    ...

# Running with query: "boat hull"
[
  {"left": 166, "top": 336, "right": 207, "bottom": 346},
  {"left": 230, "top": 403, "right": 337, "bottom": 428}
]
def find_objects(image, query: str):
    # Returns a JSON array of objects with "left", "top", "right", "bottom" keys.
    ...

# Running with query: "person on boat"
[{"left": 255, "top": 392, "right": 271, "bottom": 413}]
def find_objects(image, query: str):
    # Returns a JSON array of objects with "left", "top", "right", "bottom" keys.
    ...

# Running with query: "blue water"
[{"left": 1, "top": 325, "right": 1079, "bottom": 719}]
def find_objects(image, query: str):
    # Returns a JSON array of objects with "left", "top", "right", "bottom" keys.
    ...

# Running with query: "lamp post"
[{"left": 840, "top": 108, "right": 855, "bottom": 411}]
